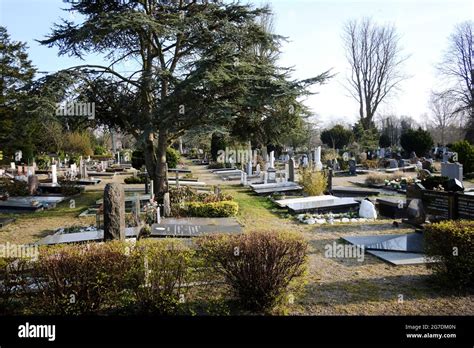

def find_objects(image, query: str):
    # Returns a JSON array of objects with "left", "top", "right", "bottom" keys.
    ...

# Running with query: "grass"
[{"left": 0, "top": 191, "right": 102, "bottom": 220}]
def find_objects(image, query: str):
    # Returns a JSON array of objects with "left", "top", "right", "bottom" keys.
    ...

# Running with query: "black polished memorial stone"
[
  {"left": 422, "top": 190, "right": 455, "bottom": 220},
  {"left": 456, "top": 193, "right": 474, "bottom": 219}
]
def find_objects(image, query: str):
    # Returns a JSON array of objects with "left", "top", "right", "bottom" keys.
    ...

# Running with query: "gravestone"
[
  {"left": 27, "top": 175, "right": 39, "bottom": 195},
  {"left": 246, "top": 161, "right": 252, "bottom": 176},
  {"left": 380, "top": 148, "right": 385, "bottom": 159},
  {"left": 456, "top": 193, "right": 474, "bottom": 219},
  {"left": 422, "top": 190, "right": 455, "bottom": 220},
  {"left": 388, "top": 159, "right": 398, "bottom": 169},
  {"left": 51, "top": 165, "right": 58, "bottom": 185},
  {"left": 348, "top": 159, "right": 356, "bottom": 175},
  {"left": 405, "top": 198, "right": 426, "bottom": 225},
  {"left": 163, "top": 192, "right": 171, "bottom": 217},
  {"left": 446, "top": 178, "right": 464, "bottom": 192},
  {"left": 441, "top": 162, "right": 463, "bottom": 182},
  {"left": 269, "top": 151, "right": 275, "bottom": 169},
  {"left": 314, "top": 146, "right": 323, "bottom": 171},
  {"left": 359, "top": 199, "right": 377, "bottom": 219},
  {"left": 103, "top": 183, "right": 125, "bottom": 241},
  {"left": 288, "top": 158, "right": 295, "bottom": 182},
  {"left": 267, "top": 168, "right": 277, "bottom": 183},
  {"left": 256, "top": 163, "right": 261, "bottom": 175}
]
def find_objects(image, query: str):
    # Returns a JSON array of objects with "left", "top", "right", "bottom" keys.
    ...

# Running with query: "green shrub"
[
  {"left": 185, "top": 201, "right": 238, "bottom": 217},
  {"left": 299, "top": 169, "right": 327, "bottom": 196},
  {"left": 35, "top": 155, "right": 50, "bottom": 170},
  {"left": 450, "top": 140, "right": 474, "bottom": 174},
  {"left": 94, "top": 145, "right": 108, "bottom": 156},
  {"left": 400, "top": 127, "right": 433, "bottom": 156},
  {"left": 124, "top": 176, "right": 146, "bottom": 184},
  {"left": 424, "top": 220, "right": 474, "bottom": 289},
  {"left": 197, "top": 230, "right": 308, "bottom": 312},
  {"left": 58, "top": 178, "right": 82, "bottom": 196},
  {"left": 166, "top": 147, "right": 181, "bottom": 169},
  {"left": 0, "top": 179, "right": 29, "bottom": 196}
]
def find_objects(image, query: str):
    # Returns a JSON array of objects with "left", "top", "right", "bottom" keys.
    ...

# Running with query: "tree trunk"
[{"left": 155, "top": 129, "right": 169, "bottom": 201}]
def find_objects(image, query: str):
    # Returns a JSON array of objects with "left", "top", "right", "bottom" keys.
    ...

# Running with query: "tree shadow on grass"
[{"left": 301, "top": 273, "right": 470, "bottom": 306}]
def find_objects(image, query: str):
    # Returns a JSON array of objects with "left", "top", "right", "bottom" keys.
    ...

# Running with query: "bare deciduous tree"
[
  {"left": 437, "top": 21, "right": 473, "bottom": 142},
  {"left": 428, "top": 91, "right": 460, "bottom": 145},
  {"left": 343, "top": 18, "right": 408, "bottom": 130}
]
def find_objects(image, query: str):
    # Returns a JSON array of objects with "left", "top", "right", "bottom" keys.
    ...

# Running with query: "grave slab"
[
  {"left": 35, "top": 227, "right": 139, "bottom": 245},
  {"left": 151, "top": 217, "right": 242, "bottom": 238},
  {"left": 287, "top": 197, "right": 358, "bottom": 214},
  {"left": 366, "top": 250, "right": 435, "bottom": 265},
  {"left": 275, "top": 195, "right": 335, "bottom": 208}
]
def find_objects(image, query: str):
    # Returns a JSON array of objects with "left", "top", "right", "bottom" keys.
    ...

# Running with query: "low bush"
[
  {"left": 299, "top": 169, "right": 327, "bottom": 196},
  {"left": 29, "top": 242, "right": 131, "bottom": 315},
  {"left": 129, "top": 240, "right": 195, "bottom": 314},
  {"left": 197, "top": 230, "right": 308, "bottom": 312},
  {"left": 0, "top": 240, "right": 197, "bottom": 315},
  {"left": 185, "top": 201, "right": 238, "bottom": 217},
  {"left": 207, "top": 162, "right": 233, "bottom": 170},
  {"left": 424, "top": 220, "right": 474, "bottom": 289},
  {"left": 365, "top": 172, "right": 405, "bottom": 185},
  {"left": 361, "top": 159, "right": 379, "bottom": 169},
  {"left": 124, "top": 176, "right": 146, "bottom": 184},
  {"left": 58, "top": 178, "right": 82, "bottom": 196},
  {"left": 0, "top": 179, "right": 29, "bottom": 197}
]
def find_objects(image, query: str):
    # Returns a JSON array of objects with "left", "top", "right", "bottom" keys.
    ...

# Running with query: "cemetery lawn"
[
  {"left": 1, "top": 170, "right": 472, "bottom": 315},
  {"left": 0, "top": 191, "right": 100, "bottom": 245},
  {"left": 226, "top": 185, "right": 474, "bottom": 316}
]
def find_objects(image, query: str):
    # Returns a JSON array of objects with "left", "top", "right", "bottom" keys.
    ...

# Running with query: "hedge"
[
  {"left": 185, "top": 201, "right": 238, "bottom": 217},
  {"left": 424, "top": 220, "right": 474, "bottom": 289}
]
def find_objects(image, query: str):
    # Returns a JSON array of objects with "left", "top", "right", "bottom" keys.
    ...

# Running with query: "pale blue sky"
[{"left": 1, "top": 0, "right": 472, "bottom": 126}]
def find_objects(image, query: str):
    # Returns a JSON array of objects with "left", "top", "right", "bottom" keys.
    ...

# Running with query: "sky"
[{"left": 1, "top": 0, "right": 472, "bottom": 127}]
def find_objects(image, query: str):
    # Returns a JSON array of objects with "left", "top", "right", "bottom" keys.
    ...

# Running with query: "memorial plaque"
[
  {"left": 456, "top": 193, "right": 474, "bottom": 219},
  {"left": 151, "top": 218, "right": 242, "bottom": 238},
  {"left": 422, "top": 190, "right": 455, "bottom": 220}
]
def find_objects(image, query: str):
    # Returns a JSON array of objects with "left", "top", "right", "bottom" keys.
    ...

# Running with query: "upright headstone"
[
  {"left": 288, "top": 158, "right": 295, "bottom": 182},
  {"left": 314, "top": 146, "right": 323, "bottom": 171},
  {"left": 51, "top": 165, "right": 58, "bottom": 185},
  {"left": 28, "top": 175, "right": 39, "bottom": 195},
  {"left": 380, "top": 148, "right": 385, "bottom": 159},
  {"left": 269, "top": 151, "right": 275, "bottom": 169},
  {"left": 103, "top": 183, "right": 125, "bottom": 241},
  {"left": 348, "top": 159, "right": 356, "bottom": 175},
  {"left": 255, "top": 163, "right": 261, "bottom": 175},
  {"left": 264, "top": 172, "right": 268, "bottom": 184},
  {"left": 163, "top": 192, "right": 171, "bottom": 217},
  {"left": 441, "top": 162, "right": 463, "bottom": 182},
  {"left": 246, "top": 161, "right": 252, "bottom": 176}
]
